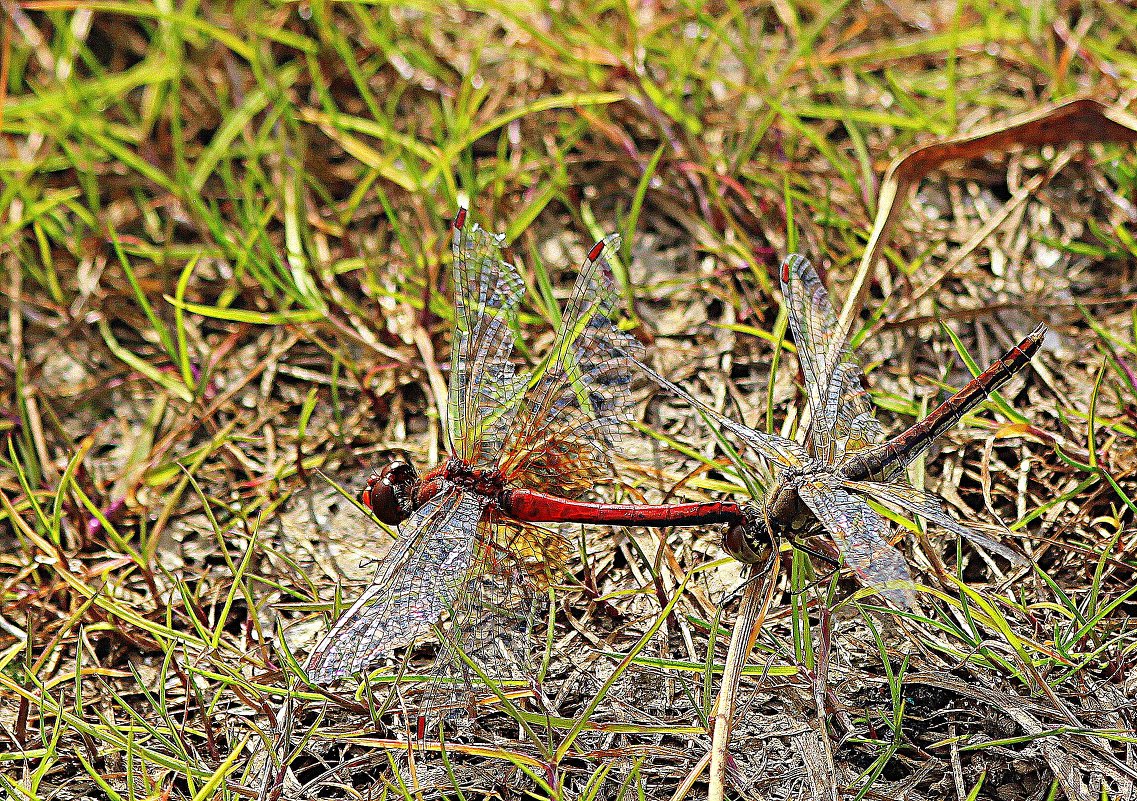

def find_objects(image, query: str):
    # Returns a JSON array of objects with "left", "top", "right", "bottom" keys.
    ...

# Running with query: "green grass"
[{"left": 3, "top": 2, "right": 1137, "bottom": 799}]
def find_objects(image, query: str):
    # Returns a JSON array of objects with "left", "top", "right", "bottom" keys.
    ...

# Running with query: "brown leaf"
[{"left": 838, "top": 98, "right": 1137, "bottom": 332}]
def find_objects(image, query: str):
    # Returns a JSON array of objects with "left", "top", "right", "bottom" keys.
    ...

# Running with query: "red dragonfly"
[
  {"left": 305, "top": 210, "right": 747, "bottom": 690},
  {"left": 635, "top": 254, "right": 1043, "bottom": 610}
]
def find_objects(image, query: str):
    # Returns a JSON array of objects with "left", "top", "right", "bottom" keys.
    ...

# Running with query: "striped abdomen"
[{"left": 839, "top": 323, "right": 1046, "bottom": 482}]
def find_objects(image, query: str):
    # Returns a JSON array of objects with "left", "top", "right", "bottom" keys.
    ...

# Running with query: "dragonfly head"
[
  {"left": 359, "top": 460, "right": 420, "bottom": 525},
  {"left": 722, "top": 503, "right": 778, "bottom": 567}
]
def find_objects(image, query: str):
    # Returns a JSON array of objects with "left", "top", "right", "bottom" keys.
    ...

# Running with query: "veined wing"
[
  {"left": 449, "top": 211, "right": 528, "bottom": 471},
  {"left": 426, "top": 568, "right": 537, "bottom": 715},
  {"left": 780, "top": 255, "right": 879, "bottom": 462},
  {"left": 498, "top": 235, "right": 646, "bottom": 495},
  {"left": 840, "top": 479, "right": 1025, "bottom": 566},
  {"left": 305, "top": 485, "right": 486, "bottom": 683},
  {"left": 434, "top": 518, "right": 562, "bottom": 688},
  {"left": 634, "top": 355, "right": 808, "bottom": 470},
  {"left": 796, "top": 478, "right": 918, "bottom": 612},
  {"left": 829, "top": 363, "right": 885, "bottom": 456},
  {"left": 415, "top": 518, "right": 549, "bottom": 721}
]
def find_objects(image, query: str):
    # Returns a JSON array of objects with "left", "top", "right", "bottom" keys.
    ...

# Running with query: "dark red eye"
[{"left": 360, "top": 460, "right": 419, "bottom": 525}]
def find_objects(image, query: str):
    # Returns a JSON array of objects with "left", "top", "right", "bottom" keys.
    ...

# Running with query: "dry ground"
[{"left": 3, "top": 2, "right": 1137, "bottom": 799}]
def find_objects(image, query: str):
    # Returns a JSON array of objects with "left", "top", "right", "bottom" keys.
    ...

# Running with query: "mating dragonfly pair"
[{"left": 305, "top": 209, "right": 1044, "bottom": 702}]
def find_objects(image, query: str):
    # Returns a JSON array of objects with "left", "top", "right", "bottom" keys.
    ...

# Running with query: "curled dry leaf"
[{"left": 838, "top": 98, "right": 1137, "bottom": 334}]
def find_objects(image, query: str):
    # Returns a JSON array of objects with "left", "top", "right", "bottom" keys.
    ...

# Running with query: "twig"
[{"left": 707, "top": 551, "right": 781, "bottom": 801}]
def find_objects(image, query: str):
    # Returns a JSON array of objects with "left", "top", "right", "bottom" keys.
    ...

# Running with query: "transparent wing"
[
  {"left": 449, "top": 214, "right": 527, "bottom": 470},
  {"left": 497, "top": 235, "right": 647, "bottom": 495},
  {"left": 828, "top": 363, "right": 885, "bottom": 455},
  {"left": 415, "top": 518, "right": 545, "bottom": 723},
  {"left": 840, "top": 479, "right": 1026, "bottom": 566},
  {"left": 633, "top": 355, "right": 808, "bottom": 470},
  {"left": 780, "top": 255, "right": 880, "bottom": 461},
  {"left": 305, "top": 485, "right": 486, "bottom": 683},
  {"left": 434, "top": 517, "right": 563, "bottom": 682},
  {"left": 796, "top": 478, "right": 918, "bottom": 611}
]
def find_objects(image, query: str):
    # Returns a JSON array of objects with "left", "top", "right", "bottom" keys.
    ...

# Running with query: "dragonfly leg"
[{"left": 789, "top": 533, "right": 842, "bottom": 566}]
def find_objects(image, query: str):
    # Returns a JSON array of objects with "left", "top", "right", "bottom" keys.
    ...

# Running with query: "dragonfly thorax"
[
  {"left": 764, "top": 478, "right": 804, "bottom": 537},
  {"left": 439, "top": 457, "right": 508, "bottom": 498}
]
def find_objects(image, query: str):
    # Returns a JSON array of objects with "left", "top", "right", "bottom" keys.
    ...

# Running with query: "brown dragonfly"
[{"left": 634, "top": 254, "right": 1043, "bottom": 610}]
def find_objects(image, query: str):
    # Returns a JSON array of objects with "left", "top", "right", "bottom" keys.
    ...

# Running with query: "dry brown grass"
[{"left": 2, "top": 2, "right": 1137, "bottom": 799}]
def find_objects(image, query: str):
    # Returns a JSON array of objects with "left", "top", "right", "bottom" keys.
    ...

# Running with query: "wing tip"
[
  {"left": 585, "top": 232, "right": 621, "bottom": 264},
  {"left": 586, "top": 239, "right": 605, "bottom": 262},
  {"left": 887, "top": 587, "right": 921, "bottom": 614},
  {"left": 303, "top": 660, "right": 339, "bottom": 685},
  {"left": 781, "top": 253, "right": 810, "bottom": 285}
]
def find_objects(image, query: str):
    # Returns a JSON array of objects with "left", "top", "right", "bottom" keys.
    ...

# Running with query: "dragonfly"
[
  {"left": 305, "top": 209, "right": 749, "bottom": 696},
  {"left": 634, "top": 254, "right": 1044, "bottom": 610}
]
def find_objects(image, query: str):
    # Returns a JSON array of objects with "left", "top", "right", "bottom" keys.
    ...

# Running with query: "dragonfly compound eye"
[
  {"left": 722, "top": 503, "right": 777, "bottom": 566},
  {"left": 361, "top": 460, "right": 420, "bottom": 525}
]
